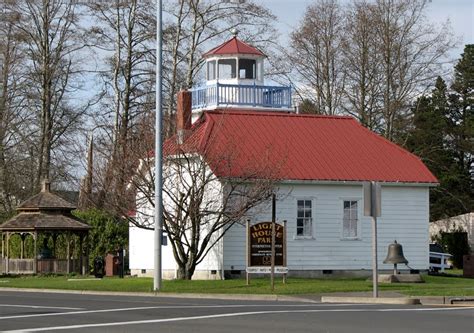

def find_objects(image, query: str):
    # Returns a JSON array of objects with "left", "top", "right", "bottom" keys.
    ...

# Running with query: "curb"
[
  {"left": 321, "top": 296, "right": 421, "bottom": 305},
  {"left": 0, "top": 287, "right": 318, "bottom": 303},
  {"left": 1, "top": 288, "right": 471, "bottom": 305}
]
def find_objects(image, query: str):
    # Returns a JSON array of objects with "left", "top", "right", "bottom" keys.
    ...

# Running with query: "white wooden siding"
[
  {"left": 129, "top": 159, "right": 224, "bottom": 277},
  {"left": 223, "top": 184, "right": 430, "bottom": 271},
  {"left": 131, "top": 181, "right": 430, "bottom": 276}
]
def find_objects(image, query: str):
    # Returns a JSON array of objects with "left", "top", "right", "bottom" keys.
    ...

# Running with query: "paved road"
[{"left": 0, "top": 291, "right": 472, "bottom": 332}]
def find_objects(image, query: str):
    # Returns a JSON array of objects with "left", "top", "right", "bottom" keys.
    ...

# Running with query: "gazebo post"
[
  {"left": 5, "top": 232, "right": 9, "bottom": 274},
  {"left": 1, "top": 233, "right": 3, "bottom": 275},
  {"left": 52, "top": 233, "right": 58, "bottom": 258},
  {"left": 79, "top": 234, "right": 84, "bottom": 276},
  {"left": 20, "top": 233, "right": 26, "bottom": 259},
  {"left": 33, "top": 231, "right": 38, "bottom": 274},
  {"left": 85, "top": 234, "right": 89, "bottom": 275},
  {"left": 66, "top": 233, "right": 70, "bottom": 274}
]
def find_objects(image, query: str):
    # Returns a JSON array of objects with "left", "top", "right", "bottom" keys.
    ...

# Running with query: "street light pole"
[{"left": 154, "top": 0, "right": 163, "bottom": 292}]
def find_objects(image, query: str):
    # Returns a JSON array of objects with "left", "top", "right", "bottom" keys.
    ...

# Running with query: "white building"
[
  {"left": 430, "top": 213, "right": 474, "bottom": 251},
  {"left": 129, "top": 36, "right": 438, "bottom": 279}
]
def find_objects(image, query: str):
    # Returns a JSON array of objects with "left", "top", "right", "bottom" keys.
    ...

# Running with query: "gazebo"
[{"left": 0, "top": 181, "right": 90, "bottom": 275}]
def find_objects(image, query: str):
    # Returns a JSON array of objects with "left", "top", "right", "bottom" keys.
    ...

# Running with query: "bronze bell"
[{"left": 383, "top": 240, "right": 408, "bottom": 274}]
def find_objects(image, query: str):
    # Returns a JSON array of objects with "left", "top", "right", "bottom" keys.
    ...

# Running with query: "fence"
[{"left": 0, "top": 258, "right": 82, "bottom": 275}]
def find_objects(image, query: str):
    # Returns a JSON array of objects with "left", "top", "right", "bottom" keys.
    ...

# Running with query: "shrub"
[
  {"left": 439, "top": 230, "right": 470, "bottom": 268},
  {"left": 73, "top": 209, "right": 128, "bottom": 271}
]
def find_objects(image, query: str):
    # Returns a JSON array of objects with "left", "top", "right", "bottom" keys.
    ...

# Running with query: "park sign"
[{"left": 246, "top": 221, "right": 287, "bottom": 274}]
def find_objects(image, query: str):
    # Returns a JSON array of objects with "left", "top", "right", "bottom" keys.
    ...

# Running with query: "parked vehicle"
[{"left": 429, "top": 244, "right": 453, "bottom": 272}]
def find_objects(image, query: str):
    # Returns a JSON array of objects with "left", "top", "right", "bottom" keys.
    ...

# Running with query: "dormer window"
[
  {"left": 218, "top": 59, "right": 236, "bottom": 79},
  {"left": 239, "top": 59, "right": 256, "bottom": 79}
]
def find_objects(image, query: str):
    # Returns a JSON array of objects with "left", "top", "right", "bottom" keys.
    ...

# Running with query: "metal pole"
[
  {"left": 246, "top": 219, "right": 250, "bottom": 285},
  {"left": 154, "top": 0, "right": 163, "bottom": 292},
  {"left": 283, "top": 220, "right": 287, "bottom": 284},
  {"left": 372, "top": 216, "right": 378, "bottom": 298},
  {"left": 271, "top": 194, "right": 276, "bottom": 291}
]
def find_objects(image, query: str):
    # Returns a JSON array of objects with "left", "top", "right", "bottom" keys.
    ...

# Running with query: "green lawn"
[{"left": 0, "top": 275, "right": 473, "bottom": 296}]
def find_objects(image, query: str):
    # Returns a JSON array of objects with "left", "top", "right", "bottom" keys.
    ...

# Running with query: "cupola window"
[
  {"left": 218, "top": 58, "right": 236, "bottom": 79},
  {"left": 207, "top": 60, "right": 216, "bottom": 80},
  {"left": 238, "top": 59, "right": 256, "bottom": 79}
]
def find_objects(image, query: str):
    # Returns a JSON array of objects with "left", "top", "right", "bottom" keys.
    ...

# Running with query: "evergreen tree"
[
  {"left": 407, "top": 46, "right": 474, "bottom": 221},
  {"left": 408, "top": 77, "right": 453, "bottom": 220},
  {"left": 448, "top": 45, "right": 474, "bottom": 197}
]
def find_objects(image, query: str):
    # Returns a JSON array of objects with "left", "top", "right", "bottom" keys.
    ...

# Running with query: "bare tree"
[
  {"left": 289, "top": 0, "right": 346, "bottom": 115},
  {"left": 11, "top": 0, "right": 89, "bottom": 188},
  {"left": 341, "top": 0, "right": 383, "bottom": 131},
  {"left": 85, "top": 0, "right": 155, "bottom": 208},
  {"left": 0, "top": 8, "right": 26, "bottom": 214},
  {"left": 131, "top": 124, "right": 280, "bottom": 279},
  {"left": 370, "top": 0, "right": 455, "bottom": 141},
  {"left": 286, "top": 0, "right": 455, "bottom": 140}
]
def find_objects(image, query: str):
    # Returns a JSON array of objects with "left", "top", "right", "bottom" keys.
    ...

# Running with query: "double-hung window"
[
  {"left": 343, "top": 200, "right": 358, "bottom": 238},
  {"left": 296, "top": 199, "right": 312, "bottom": 237}
]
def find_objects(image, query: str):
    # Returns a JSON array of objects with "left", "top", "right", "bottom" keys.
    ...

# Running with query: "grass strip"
[{"left": 0, "top": 275, "right": 472, "bottom": 296}]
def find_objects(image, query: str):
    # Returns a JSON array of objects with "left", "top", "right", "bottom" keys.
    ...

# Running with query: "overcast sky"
[{"left": 259, "top": 0, "right": 474, "bottom": 61}]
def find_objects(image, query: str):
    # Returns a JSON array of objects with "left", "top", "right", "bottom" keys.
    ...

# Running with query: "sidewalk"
[{"left": 305, "top": 291, "right": 474, "bottom": 305}]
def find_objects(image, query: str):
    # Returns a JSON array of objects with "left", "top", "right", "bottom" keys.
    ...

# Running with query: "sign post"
[
  {"left": 283, "top": 220, "right": 287, "bottom": 284},
  {"left": 246, "top": 219, "right": 250, "bottom": 285},
  {"left": 364, "top": 181, "right": 381, "bottom": 298},
  {"left": 271, "top": 194, "right": 276, "bottom": 291}
]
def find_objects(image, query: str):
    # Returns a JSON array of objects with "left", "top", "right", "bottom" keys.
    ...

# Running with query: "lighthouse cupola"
[
  {"left": 189, "top": 33, "right": 292, "bottom": 122},
  {"left": 203, "top": 31, "right": 265, "bottom": 86}
]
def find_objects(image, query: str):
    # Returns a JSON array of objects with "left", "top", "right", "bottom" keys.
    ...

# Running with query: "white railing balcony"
[{"left": 191, "top": 83, "right": 292, "bottom": 110}]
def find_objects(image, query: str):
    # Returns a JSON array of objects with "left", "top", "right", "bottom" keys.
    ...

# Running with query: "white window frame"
[
  {"left": 295, "top": 198, "right": 314, "bottom": 239},
  {"left": 341, "top": 198, "right": 361, "bottom": 240},
  {"left": 218, "top": 58, "right": 237, "bottom": 79},
  {"left": 207, "top": 60, "right": 216, "bottom": 80}
]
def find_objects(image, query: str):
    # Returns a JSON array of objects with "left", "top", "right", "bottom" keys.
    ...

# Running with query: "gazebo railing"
[
  {"left": 1, "top": 258, "right": 82, "bottom": 275},
  {"left": 191, "top": 83, "right": 292, "bottom": 110},
  {"left": 4, "top": 259, "right": 34, "bottom": 274}
]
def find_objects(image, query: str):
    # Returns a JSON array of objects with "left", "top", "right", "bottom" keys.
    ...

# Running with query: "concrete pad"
[
  {"left": 321, "top": 296, "right": 421, "bottom": 305},
  {"left": 377, "top": 274, "right": 424, "bottom": 283}
]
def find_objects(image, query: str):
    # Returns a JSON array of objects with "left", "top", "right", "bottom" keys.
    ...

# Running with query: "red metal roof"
[
  {"left": 203, "top": 37, "right": 266, "bottom": 57},
  {"left": 165, "top": 110, "right": 438, "bottom": 184}
]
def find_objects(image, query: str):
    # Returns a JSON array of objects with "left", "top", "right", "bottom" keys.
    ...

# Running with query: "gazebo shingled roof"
[
  {"left": 0, "top": 180, "right": 90, "bottom": 232},
  {"left": 0, "top": 213, "right": 90, "bottom": 232},
  {"left": 17, "top": 191, "right": 76, "bottom": 211}
]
